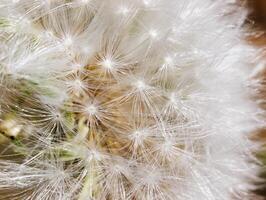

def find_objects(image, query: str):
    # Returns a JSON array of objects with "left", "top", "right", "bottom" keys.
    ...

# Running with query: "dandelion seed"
[
  {"left": 72, "top": 79, "right": 83, "bottom": 90},
  {"left": 85, "top": 104, "right": 98, "bottom": 116},
  {"left": 12, "top": 0, "right": 20, "bottom": 3},
  {"left": 118, "top": 6, "right": 130, "bottom": 16},
  {"left": 43, "top": 30, "right": 54, "bottom": 38},
  {"left": 101, "top": 59, "right": 114, "bottom": 69},
  {"left": 169, "top": 92, "right": 177, "bottom": 104},
  {"left": 148, "top": 29, "right": 158, "bottom": 39},
  {"left": 134, "top": 80, "right": 147, "bottom": 91},
  {"left": 143, "top": 0, "right": 152, "bottom": 6},
  {"left": 164, "top": 56, "right": 173, "bottom": 65},
  {"left": 63, "top": 36, "right": 73, "bottom": 47},
  {"left": 129, "top": 129, "right": 148, "bottom": 147},
  {"left": 81, "top": 0, "right": 90, "bottom": 4}
]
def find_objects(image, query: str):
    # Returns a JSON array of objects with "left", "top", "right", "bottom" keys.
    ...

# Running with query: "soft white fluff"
[{"left": 0, "top": 0, "right": 261, "bottom": 199}]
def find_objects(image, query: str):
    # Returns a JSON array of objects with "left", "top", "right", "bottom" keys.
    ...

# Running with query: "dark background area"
[
  {"left": 247, "top": 0, "right": 266, "bottom": 199},
  {"left": 248, "top": 0, "right": 266, "bottom": 45},
  {"left": 248, "top": 0, "right": 266, "bottom": 29}
]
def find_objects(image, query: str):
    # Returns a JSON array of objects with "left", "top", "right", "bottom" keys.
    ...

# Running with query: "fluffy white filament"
[{"left": 0, "top": 0, "right": 262, "bottom": 199}]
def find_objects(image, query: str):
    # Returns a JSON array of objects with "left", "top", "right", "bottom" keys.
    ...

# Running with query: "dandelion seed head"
[
  {"left": 143, "top": 0, "right": 152, "bottom": 6},
  {"left": 161, "top": 140, "right": 174, "bottom": 151},
  {"left": 68, "top": 78, "right": 86, "bottom": 94},
  {"left": 164, "top": 56, "right": 173, "bottom": 65},
  {"left": 63, "top": 36, "right": 73, "bottom": 47},
  {"left": 134, "top": 80, "right": 147, "bottom": 91},
  {"left": 101, "top": 58, "right": 114, "bottom": 69},
  {"left": 169, "top": 92, "right": 177, "bottom": 104},
  {"left": 118, "top": 6, "right": 130, "bottom": 16},
  {"left": 85, "top": 104, "right": 98, "bottom": 116},
  {"left": 81, "top": 0, "right": 90, "bottom": 3},
  {"left": 148, "top": 29, "right": 159, "bottom": 39},
  {"left": 43, "top": 30, "right": 54, "bottom": 39},
  {"left": 12, "top": 0, "right": 20, "bottom": 3},
  {"left": 87, "top": 149, "right": 104, "bottom": 162},
  {"left": 0, "top": 0, "right": 261, "bottom": 199},
  {"left": 129, "top": 129, "right": 147, "bottom": 143}
]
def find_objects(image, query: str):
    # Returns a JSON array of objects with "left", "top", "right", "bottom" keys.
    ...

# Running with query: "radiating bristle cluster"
[{"left": 0, "top": 0, "right": 262, "bottom": 199}]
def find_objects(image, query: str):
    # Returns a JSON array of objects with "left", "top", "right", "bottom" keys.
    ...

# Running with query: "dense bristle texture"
[{"left": 0, "top": 0, "right": 262, "bottom": 200}]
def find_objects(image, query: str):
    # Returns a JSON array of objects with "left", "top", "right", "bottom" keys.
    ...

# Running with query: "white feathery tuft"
[{"left": 0, "top": 0, "right": 263, "bottom": 199}]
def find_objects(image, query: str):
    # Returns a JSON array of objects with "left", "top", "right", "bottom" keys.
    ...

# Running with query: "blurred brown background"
[
  {"left": 248, "top": 0, "right": 266, "bottom": 28},
  {"left": 248, "top": 0, "right": 266, "bottom": 45},
  {"left": 247, "top": 0, "right": 266, "bottom": 199}
]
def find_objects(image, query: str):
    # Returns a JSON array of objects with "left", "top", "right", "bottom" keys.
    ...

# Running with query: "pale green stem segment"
[{"left": 79, "top": 164, "right": 99, "bottom": 200}]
